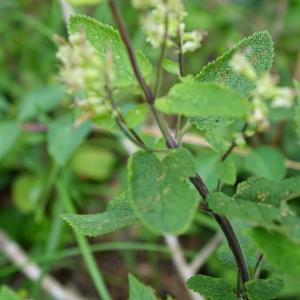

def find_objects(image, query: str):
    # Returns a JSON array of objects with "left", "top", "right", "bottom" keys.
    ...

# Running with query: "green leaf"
[
  {"left": 294, "top": 80, "right": 300, "bottom": 138},
  {"left": 155, "top": 82, "right": 250, "bottom": 118},
  {"left": 63, "top": 192, "right": 136, "bottom": 237},
  {"left": 206, "top": 177, "right": 300, "bottom": 242},
  {"left": 125, "top": 103, "right": 148, "bottom": 128},
  {"left": 128, "top": 148, "right": 199, "bottom": 234},
  {"left": 217, "top": 160, "right": 237, "bottom": 185},
  {"left": 69, "top": 15, "right": 152, "bottom": 87},
  {"left": 128, "top": 274, "right": 157, "bottom": 300},
  {"left": 163, "top": 58, "right": 179, "bottom": 75},
  {"left": 71, "top": 145, "right": 116, "bottom": 181},
  {"left": 0, "top": 121, "right": 20, "bottom": 160},
  {"left": 12, "top": 174, "right": 43, "bottom": 214},
  {"left": 245, "top": 278, "right": 284, "bottom": 300},
  {"left": 0, "top": 286, "right": 21, "bottom": 300},
  {"left": 195, "top": 31, "right": 274, "bottom": 95},
  {"left": 47, "top": 115, "right": 91, "bottom": 166},
  {"left": 18, "top": 85, "right": 65, "bottom": 121},
  {"left": 243, "top": 146, "right": 286, "bottom": 181},
  {"left": 248, "top": 228, "right": 300, "bottom": 276},
  {"left": 66, "top": 0, "right": 101, "bottom": 6},
  {"left": 187, "top": 275, "right": 236, "bottom": 300},
  {"left": 190, "top": 116, "right": 234, "bottom": 131}
]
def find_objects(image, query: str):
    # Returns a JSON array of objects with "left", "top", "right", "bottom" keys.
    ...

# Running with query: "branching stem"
[{"left": 107, "top": 0, "right": 250, "bottom": 291}]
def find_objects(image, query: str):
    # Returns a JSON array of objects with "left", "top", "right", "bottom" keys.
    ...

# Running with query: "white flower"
[
  {"left": 56, "top": 31, "right": 110, "bottom": 117},
  {"left": 248, "top": 97, "right": 270, "bottom": 132},
  {"left": 140, "top": 0, "right": 186, "bottom": 48},
  {"left": 271, "top": 87, "right": 295, "bottom": 108},
  {"left": 254, "top": 74, "right": 276, "bottom": 99},
  {"left": 182, "top": 30, "right": 206, "bottom": 53},
  {"left": 229, "top": 51, "right": 257, "bottom": 80}
]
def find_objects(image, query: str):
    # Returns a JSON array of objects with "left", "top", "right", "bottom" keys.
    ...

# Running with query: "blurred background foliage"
[{"left": 1, "top": 0, "right": 300, "bottom": 299}]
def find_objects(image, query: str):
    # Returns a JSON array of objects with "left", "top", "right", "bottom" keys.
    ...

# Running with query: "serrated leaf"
[
  {"left": 69, "top": 15, "right": 152, "bottom": 88},
  {"left": 128, "top": 274, "right": 157, "bottom": 300},
  {"left": 128, "top": 148, "right": 199, "bottom": 234},
  {"left": 195, "top": 31, "right": 274, "bottom": 95},
  {"left": 0, "top": 121, "right": 20, "bottom": 160},
  {"left": 217, "top": 160, "right": 237, "bottom": 185},
  {"left": 207, "top": 177, "right": 300, "bottom": 242},
  {"left": 187, "top": 275, "right": 236, "bottom": 300},
  {"left": 155, "top": 82, "right": 250, "bottom": 118},
  {"left": 47, "top": 115, "right": 91, "bottom": 166},
  {"left": 245, "top": 278, "right": 284, "bottom": 300},
  {"left": 248, "top": 228, "right": 300, "bottom": 277},
  {"left": 63, "top": 192, "right": 136, "bottom": 237},
  {"left": 0, "top": 286, "right": 21, "bottom": 300},
  {"left": 244, "top": 146, "right": 286, "bottom": 181}
]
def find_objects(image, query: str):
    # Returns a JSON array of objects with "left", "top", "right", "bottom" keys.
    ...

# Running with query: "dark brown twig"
[{"left": 107, "top": 0, "right": 250, "bottom": 290}]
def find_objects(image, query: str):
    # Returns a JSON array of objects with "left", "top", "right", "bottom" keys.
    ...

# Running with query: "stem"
[
  {"left": 177, "top": 23, "right": 184, "bottom": 77},
  {"left": 108, "top": 0, "right": 178, "bottom": 149},
  {"left": 108, "top": 0, "right": 154, "bottom": 104},
  {"left": 154, "top": 12, "right": 169, "bottom": 97},
  {"left": 57, "top": 180, "right": 112, "bottom": 300},
  {"left": 217, "top": 122, "right": 249, "bottom": 191},
  {"left": 253, "top": 253, "right": 264, "bottom": 279},
  {"left": 175, "top": 24, "right": 184, "bottom": 138},
  {"left": 221, "top": 123, "right": 249, "bottom": 162},
  {"left": 108, "top": 0, "right": 249, "bottom": 288}
]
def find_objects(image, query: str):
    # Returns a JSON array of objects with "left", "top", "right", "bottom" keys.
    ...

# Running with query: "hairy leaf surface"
[
  {"left": 129, "top": 148, "right": 199, "bottom": 234},
  {"left": 187, "top": 275, "right": 236, "bottom": 300},
  {"left": 195, "top": 31, "right": 274, "bottom": 95},
  {"left": 245, "top": 278, "right": 284, "bottom": 300},
  {"left": 207, "top": 177, "right": 300, "bottom": 242},
  {"left": 155, "top": 82, "right": 250, "bottom": 118},
  {"left": 69, "top": 15, "right": 152, "bottom": 87},
  {"left": 63, "top": 192, "right": 136, "bottom": 237}
]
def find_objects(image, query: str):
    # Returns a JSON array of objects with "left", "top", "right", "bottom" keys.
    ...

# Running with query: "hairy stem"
[{"left": 108, "top": 0, "right": 249, "bottom": 289}]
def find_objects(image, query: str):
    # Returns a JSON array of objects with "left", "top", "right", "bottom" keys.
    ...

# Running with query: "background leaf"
[
  {"left": 18, "top": 85, "right": 65, "bottom": 121},
  {"left": 0, "top": 121, "right": 20, "bottom": 160},
  {"left": 0, "top": 286, "right": 21, "bottom": 300},
  {"left": 248, "top": 228, "right": 300, "bottom": 277},
  {"left": 128, "top": 274, "right": 157, "bottom": 300},
  {"left": 243, "top": 146, "right": 286, "bottom": 181},
  {"left": 47, "top": 115, "right": 91, "bottom": 166},
  {"left": 71, "top": 145, "right": 116, "bottom": 181}
]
